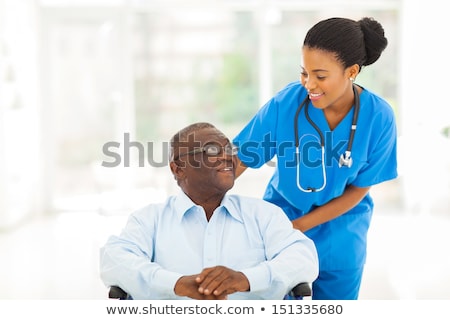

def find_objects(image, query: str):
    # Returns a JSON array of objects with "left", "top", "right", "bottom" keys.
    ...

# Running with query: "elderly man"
[{"left": 100, "top": 122, "right": 318, "bottom": 299}]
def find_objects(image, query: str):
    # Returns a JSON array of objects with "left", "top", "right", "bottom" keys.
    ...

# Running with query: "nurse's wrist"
[{"left": 292, "top": 218, "right": 308, "bottom": 232}]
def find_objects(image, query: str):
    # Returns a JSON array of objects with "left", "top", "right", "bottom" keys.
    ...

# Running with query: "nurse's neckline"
[{"left": 323, "top": 85, "right": 363, "bottom": 131}]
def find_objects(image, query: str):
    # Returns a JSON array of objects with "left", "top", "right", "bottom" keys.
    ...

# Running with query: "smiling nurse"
[{"left": 233, "top": 17, "right": 398, "bottom": 300}]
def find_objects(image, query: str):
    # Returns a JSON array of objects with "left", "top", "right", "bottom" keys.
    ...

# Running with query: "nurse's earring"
[{"left": 349, "top": 77, "right": 355, "bottom": 82}]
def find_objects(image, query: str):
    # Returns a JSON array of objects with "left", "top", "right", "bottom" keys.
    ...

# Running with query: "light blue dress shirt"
[{"left": 100, "top": 191, "right": 318, "bottom": 300}]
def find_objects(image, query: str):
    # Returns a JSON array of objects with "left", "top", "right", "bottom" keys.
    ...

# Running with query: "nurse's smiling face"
[{"left": 300, "top": 47, "right": 358, "bottom": 112}]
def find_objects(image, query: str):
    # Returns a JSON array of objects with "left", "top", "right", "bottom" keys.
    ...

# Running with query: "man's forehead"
[{"left": 203, "top": 129, "right": 227, "bottom": 140}]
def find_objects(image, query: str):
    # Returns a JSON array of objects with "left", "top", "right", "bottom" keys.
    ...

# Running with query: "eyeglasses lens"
[{"left": 204, "top": 144, "right": 237, "bottom": 157}]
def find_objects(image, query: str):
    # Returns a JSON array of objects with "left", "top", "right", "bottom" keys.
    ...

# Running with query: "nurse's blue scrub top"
[{"left": 233, "top": 81, "right": 398, "bottom": 271}]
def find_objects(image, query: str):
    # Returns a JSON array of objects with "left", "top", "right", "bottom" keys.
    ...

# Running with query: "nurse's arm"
[{"left": 292, "top": 185, "right": 370, "bottom": 232}]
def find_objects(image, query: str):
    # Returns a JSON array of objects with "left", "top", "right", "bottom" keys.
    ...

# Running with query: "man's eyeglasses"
[{"left": 175, "top": 143, "right": 238, "bottom": 160}]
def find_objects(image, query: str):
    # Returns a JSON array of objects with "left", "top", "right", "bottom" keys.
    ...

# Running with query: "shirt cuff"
[
  {"left": 151, "top": 269, "right": 183, "bottom": 298},
  {"left": 240, "top": 263, "right": 271, "bottom": 293}
]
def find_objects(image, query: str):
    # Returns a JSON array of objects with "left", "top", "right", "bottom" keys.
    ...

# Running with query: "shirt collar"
[
  {"left": 220, "top": 194, "right": 243, "bottom": 223},
  {"left": 174, "top": 191, "right": 243, "bottom": 223}
]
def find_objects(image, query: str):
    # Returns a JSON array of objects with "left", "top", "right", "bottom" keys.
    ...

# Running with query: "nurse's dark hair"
[
  {"left": 169, "top": 122, "right": 216, "bottom": 160},
  {"left": 303, "top": 17, "right": 388, "bottom": 70}
]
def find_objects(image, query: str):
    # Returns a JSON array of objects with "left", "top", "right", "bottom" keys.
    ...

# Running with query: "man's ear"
[{"left": 170, "top": 161, "right": 185, "bottom": 180}]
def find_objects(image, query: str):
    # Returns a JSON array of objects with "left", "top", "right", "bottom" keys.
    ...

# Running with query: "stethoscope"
[{"left": 294, "top": 84, "right": 360, "bottom": 192}]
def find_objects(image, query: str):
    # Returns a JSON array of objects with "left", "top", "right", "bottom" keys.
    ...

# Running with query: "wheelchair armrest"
[
  {"left": 109, "top": 286, "right": 130, "bottom": 300},
  {"left": 289, "top": 282, "right": 312, "bottom": 298},
  {"left": 108, "top": 282, "right": 312, "bottom": 299}
]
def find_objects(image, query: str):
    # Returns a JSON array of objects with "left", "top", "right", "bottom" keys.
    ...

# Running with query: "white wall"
[
  {"left": 398, "top": 0, "right": 450, "bottom": 214},
  {"left": 0, "top": 0, "right": 41, "bottom": 229}
]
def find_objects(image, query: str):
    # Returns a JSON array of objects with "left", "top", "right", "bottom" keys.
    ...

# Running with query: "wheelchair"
[{"left": 108, "top": 282, "right": 312, "bottom": 300}]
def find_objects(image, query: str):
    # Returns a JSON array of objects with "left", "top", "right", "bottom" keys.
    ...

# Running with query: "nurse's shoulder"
[{"left": 272, "top": 80, "right": 309, "bottom": 106}]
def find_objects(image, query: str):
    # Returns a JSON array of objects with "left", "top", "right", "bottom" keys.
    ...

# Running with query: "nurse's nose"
[{"left": 303, "top": 76, "right": 316, "bottom": 91}]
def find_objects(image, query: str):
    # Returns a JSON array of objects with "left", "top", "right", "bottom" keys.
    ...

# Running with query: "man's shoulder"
[
  {"left": 225, "top": 194, "right": 281, "bottom": 211},
  {"left": 224, "top": 194, "right": 291, "bottom": 228}
]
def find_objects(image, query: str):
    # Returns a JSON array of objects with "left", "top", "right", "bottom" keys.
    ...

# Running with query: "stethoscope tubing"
[
  {"left": 294, "top": 85, "right": 360, "bottom": 192},
  {"left": 296, "top": 145, "right": 327, "bottom": 192}
]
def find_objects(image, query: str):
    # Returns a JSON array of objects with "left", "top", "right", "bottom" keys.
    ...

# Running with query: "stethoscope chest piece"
[{"left": 338, "top": 151, "right": 353, "bottom": 168}]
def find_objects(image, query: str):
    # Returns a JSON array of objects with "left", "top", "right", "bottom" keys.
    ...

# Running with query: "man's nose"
[{"left": 217, "top": 150, "right": 232, "bottom": 160}]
